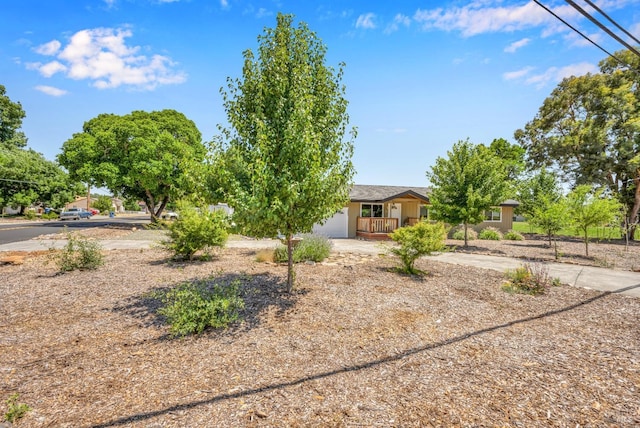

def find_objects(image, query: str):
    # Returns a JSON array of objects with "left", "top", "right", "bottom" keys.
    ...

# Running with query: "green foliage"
[
  {"left": 515, "top": 49, "right": 640, "bottom": 240},
  {"left": 92, "top": 195, "right": 113, "bottom": 213},
  {"left": 156, "top": 278, "right": 244, "bottom": 337},
  {"left": 24, "top": 210, "right": 36, "bottom": 220},
  {"left": 567, "top": 185, "right": 621, "bottom": 256},
  {"left": 503, "top": 263, "right": 551, "bottom": 295},
  {"left": 3, "top": 393, "right": 31, "bottom": 423},
  {"left": 50, "top": 230, "right": 104, "bottom": 272},
  {"left": 450, "top": 225, "right": 477, "bottom": 241},
  {"left": 214, "top": 13, "right": 355, "bottom": 292},
  {"left": 0, "top": 85, "right": 27, "bottom": 148},
  {"left": 478, "top": 226, "right": 503, "bottom": 240},
  {"left": 273, "top": 234, "right": 332, "bottom": 263},
  {"left": 58, "top": 109, "right": 206, "bottom": 221},
  {"left": 516, "top": 169, "right": 563, "bottom": 219},
  {"left": 503, "top": 230, "right": 524, "bottom": 241},
  {"left": 123, "top": 198, "right": 141, "bottom": 211},
  {"left": 162, "top": 204, "right": 228, "bottom": 260},
  {"left": 388, "top": 221, "right": 447, "bottom": 275},
  {"left": 427, "top": 139, "right": 508, "bottom": 247},
  {"left": 487, "top": 138, "right": 526, "bottom": 183},
  {"left": 529, "top": 196, "right": 570, "bottom": 256}
]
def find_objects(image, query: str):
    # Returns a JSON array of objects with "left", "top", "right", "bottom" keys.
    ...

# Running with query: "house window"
[
  {"left": 419, "top": 205, "right": 429, "bottom": 219},
  {"left": 361, "top": 203, "right": 383, "bottom": 218},
  {"left": 484, "top": 207, "right": 502, "bottom": 222}
]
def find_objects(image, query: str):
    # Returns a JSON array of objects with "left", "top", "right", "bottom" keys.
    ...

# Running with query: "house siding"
[{"left": 474, "top": 206, "right": 515, "bottom": 233}]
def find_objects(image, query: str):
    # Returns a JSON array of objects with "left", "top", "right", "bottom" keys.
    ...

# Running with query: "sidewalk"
[{"left": 1, "top": 236, "right": 638, "bottom": 298}]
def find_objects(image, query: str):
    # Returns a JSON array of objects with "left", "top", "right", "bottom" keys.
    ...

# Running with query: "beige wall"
[{"left": 475, "top": 206, "right": 515, "bottom": 232}]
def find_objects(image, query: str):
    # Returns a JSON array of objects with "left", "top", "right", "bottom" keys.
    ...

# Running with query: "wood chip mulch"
[{"left": 1, "top": 247, "right": 639, "bottom": 427}]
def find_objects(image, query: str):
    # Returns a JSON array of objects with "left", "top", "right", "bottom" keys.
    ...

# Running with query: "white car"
[{"left": 161, "top": 211, "right": 179, "bottom": 220}]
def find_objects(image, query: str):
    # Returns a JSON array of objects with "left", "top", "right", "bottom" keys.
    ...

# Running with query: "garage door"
[{"left": 312, "top": 208, "right": 348, "bottom": 238}]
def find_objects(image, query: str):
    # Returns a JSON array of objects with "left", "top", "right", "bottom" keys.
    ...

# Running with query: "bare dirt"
[{"left": 1, "top": 230, "right": 639, "bottom": 427}]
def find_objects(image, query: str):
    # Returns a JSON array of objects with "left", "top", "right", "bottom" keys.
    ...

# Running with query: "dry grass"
[{"left": 1, "top": 246, "right": 638, "bottom": 427}]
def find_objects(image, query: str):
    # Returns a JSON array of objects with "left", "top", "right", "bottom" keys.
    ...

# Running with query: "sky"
[{"left": 2, "top": 0, "right": 639, "bottom": 188}]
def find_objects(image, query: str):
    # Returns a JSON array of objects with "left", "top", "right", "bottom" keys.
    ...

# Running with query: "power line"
[
  {"left": 581, "top": 0, "right": 640, "bottom": 46},
  {"left": 532, "top": 0, "right": 634, "bottom": 71},
  {"left": 564, "top": 0, "right": 640, "bottom": 59}
]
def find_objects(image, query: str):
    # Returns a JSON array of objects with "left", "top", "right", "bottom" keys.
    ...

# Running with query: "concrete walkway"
[{"left": 1, "top": 236, "right": 638, "bottom": 298}]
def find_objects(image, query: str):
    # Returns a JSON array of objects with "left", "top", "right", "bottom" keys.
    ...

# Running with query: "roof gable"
[{"left": 350, "top": 185, "right": 430, "bottom": 203}]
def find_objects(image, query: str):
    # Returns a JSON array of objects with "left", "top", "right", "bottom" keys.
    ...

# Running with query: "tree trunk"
[
  {"left": 628, "top": 176, "right": 640, "bottom": 241},
  {"left": 463, "top": 223, "right": 468, "bottom": 248},
  {"left": 584, "top": 229, "right": 589, "bottom": 257},
  {"left": 286, "top": 234, "right": 294, "bottom": 293}
]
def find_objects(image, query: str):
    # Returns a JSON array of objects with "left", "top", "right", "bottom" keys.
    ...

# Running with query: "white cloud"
[
  {"left": 412, "top": 1, "right": 588, "bottom": 37},
  {"left": 524, "top": 62, "right": 598, "bottom": 88},
  {"left": 34, "top": 40, "right": 61, "bottom": 56},
  {"left": 504, "top": 38, "right": 531, "bottom": 53},
  {"left": 29, "top": 27, "right": 186, "bottom": 90},
  {"left": 220, "top": 0, "right": 229, "bottom": 8},
  {"left": 356, "top": 13, "right": 376, "bottom": 30},
  {"left": 385, "top": 13, "right": 411, "bottom": 34},
  {"left": 35, "top": 85, "right": 68, "bottom": 96},
  {"left": 503, "top": 66, "right": 534, "bottom": 80}
]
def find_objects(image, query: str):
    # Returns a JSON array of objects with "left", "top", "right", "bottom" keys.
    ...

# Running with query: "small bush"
[
  {"left": 450, "top": 225, "right": 477, "bottom": 241},
  {"left": 41, "top": 212, "right": 59, "bottom": 220},
  {"left": 388, "top": 221, "right": 447, "bottom": 275},
  {"left": 273, "top": 234, "right": 332, "bottom": 263},
  {"left": 24, "top": 210, "right": 37, "bottom": 220},
  {"left": 157, "top": 278, "right": 244, "bottom": 337},
  {"left": 504, "top": 230, "right": 524, "bottom": 241},
  {"left": 50, "top": 231, "right": 104, "bottom": 272},
  {"left": 3, "top": 393, "right": 31, "bottom": 423},
  {"left": 479, "top": 227, "right": 503, "bottom": 240},
  {"left": 162, "top": 204, "right": 228, "bottom": 260},
  {"left": 503, "top": 263, "right": 551, "bottom": 295},
  {"left": 255, "top": 249, "right": 275, "bottom": 263}
]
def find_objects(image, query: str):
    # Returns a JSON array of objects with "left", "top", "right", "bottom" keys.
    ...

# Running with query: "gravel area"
[{"left": 1, "top": 239, "right": 638, "bottom": 427}]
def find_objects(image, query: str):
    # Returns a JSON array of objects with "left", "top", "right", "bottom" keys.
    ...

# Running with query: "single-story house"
[
  {"left": 65, "top": 196, "right": 125, "bottom": 212},
  {"left": 312, "top": 184, "right": 519, "bottom": 240}
]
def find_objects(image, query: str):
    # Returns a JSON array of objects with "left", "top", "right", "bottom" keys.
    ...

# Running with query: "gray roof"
[{"left": 350, "top": 185, "right": 430, "bottom": 203}]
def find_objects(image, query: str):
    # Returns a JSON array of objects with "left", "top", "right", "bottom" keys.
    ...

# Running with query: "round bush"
[
  {"left": 450, "top": 225, "right": 477, "bottom": 241},
  {"left": 479, "top": 227, "right": 503, "bottom": 240},
  {"left": 504, "top": 230, "right": 525, "bottom": 241}
]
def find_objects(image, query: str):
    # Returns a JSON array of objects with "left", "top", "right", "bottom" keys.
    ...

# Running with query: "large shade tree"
[
  {"left": 515, "top": 49, "right": 640, "bottom": 239},
  {"left": 426, "top": 139, "right": 508, "bottom": 247},
  {"left": 213, "top": 13, "right": 355, "bottom": 292},
  {"left": 0, "top": 84, "right": 27, "bottom": 148},
  {"left": 58, "top": 109, "right": 206, "bottom": 220}
]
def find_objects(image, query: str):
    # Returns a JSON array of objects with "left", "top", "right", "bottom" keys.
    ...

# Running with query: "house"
[
  {"left": 65, "top": 196, "right": 125, "bottom": 212},
  {"left": 312, "top": 184, "right": 519, "bottom": 240}
]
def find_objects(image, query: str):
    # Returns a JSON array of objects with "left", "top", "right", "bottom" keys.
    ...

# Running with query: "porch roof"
[{"left": 350, "top": 185, "right": 430, "bottom": 203}]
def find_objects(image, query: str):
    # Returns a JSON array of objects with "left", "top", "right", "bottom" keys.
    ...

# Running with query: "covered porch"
[{"left": 355, "top": 216, "right": 421, "bottom": 240}]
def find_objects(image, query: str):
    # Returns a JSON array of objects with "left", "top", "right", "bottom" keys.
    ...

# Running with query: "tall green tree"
[
  {"left": 529, "top": 197, "right": 569, "bottom": 258},
  {"left": 0, "top": 85, "right": 27, "bottom": 148},
  {"left": 566, "top": 185, "right": 621, "bottom": 257},
  {"left": 426, "top": 139, "right": 508, "bottom": 247},
  {"left": 516, "top": 169, "right": 563, "bottom": 220},
  {"left": 515, "top": 49, "right": 640, "bottom": 240},
  {"left": 58, "top": 109, "right": 206, "bottom": 221},
  {"left": 487, "top": 138, "right": 526, "bottom": 182},
  {"left": 214, "top": 13, "right": 355, "bottom": 292}
]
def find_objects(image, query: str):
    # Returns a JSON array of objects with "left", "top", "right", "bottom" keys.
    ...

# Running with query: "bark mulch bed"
[{"left": 1, "top": 247, "right": 639, "bottom": 427}]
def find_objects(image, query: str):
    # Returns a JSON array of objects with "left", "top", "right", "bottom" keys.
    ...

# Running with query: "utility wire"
[
  {"left": 564, "top": 0, "right": 640, "bottom": 59},
  {"left": 581, "top": 0, "right": 640, "bottom": 46},
  {"left": 532, "top": 0, "right": 640, "bottom": 73}
]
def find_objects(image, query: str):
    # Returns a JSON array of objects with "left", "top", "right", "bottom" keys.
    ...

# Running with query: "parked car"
[
  {"left": 59, "top": 208, "right": 93, "bottom": 221},
  {"left": 161, "top": 211, "right": 179, "bottom": 220},
  {"left": 89, "top": 208, "right": 100, "bottom": 215}
]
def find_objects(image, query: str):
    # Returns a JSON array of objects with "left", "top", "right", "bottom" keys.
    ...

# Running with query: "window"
[
  {"left": 361, "top": 203, "right": 383, "bottom": 218},
  {"left": 484, "top": 207, "right": 502, "bottom": 222},
  {"left": 419, "top": 204, "right": 429, "bottom": 219}
]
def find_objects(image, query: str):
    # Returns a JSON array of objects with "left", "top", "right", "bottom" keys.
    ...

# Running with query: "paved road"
[{"left": 1, "top": 233, "right": 638, "bottom": 298}]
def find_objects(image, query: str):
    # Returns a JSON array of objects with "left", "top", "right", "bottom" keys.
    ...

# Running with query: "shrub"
[
  {"left": 157, "top": 278, "right": 244, "bottom": 337},
  {"left": 479, "top": 226, "right": 503, "bottom": 240},
  {"left": 273, "top": 234, "right": 332, "bottom": 263},
  {"left": 504, "top": 230, "right": 524, "bottom": 241},
  {"left": 24, "top": 210, "right": 36, "bottom": 220},
  {"left": 162, "top": 204, "right": 228, "bottom": 260},
  {"left": 50, "top": 230, "right": 104, "bottom": 272},
  {"left": 41, "top": 212, "right": 59, "bottom": 220},
  {"left": 450, "top": 225, "right": 477, "bottom": 241},
  {"left": 388, "top": 221, "right": 447, "bottom": 275},
  {"left": 502, "top": 263, "right": 551, "bottom": 295},
  {"left": 3, "top": 393, "right": 31, "bottom": 423}
]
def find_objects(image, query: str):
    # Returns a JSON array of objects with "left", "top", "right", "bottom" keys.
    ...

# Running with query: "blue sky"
[{"left": 2, "top": 0, "right": 639, "bottom": 187}]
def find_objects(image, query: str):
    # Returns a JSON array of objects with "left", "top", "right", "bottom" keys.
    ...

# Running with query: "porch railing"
[{"left": 357, "top": 217, "right": 399, "bottom": 234}]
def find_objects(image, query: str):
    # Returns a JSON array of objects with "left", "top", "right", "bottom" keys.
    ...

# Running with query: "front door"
[{"left": 390, "top": 203, "right": 402, "bottom": 229}]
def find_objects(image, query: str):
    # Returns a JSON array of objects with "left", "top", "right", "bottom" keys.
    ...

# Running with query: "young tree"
[
  {"left": 92, "top": 195, "right": 113, "bottom": 214},
  {"left": 529, "top": 196, "right": 570, "bottom": 259},
  {"left": 58, "top": 110, "right": 206, "bottom": 221},
  {"left": 388, "top": 221, "right": 447, "bottom": 275},
  {"left": 516, "top": 169, "right": 563, "bottom": 221},
  {"left": 426, "top": 139, "right": 508, "bottom": 247},
  {"left": 566, "top": 185, "right": 621, "bottom": 256},
  {"left": 214, "top": 13, "right": 355, "bottom": 292}
]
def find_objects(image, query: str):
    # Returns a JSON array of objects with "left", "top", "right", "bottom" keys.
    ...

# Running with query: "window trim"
[
  {"left": 484, "top": 207, "right": 502, "bottom": 222},
  {"left": 360, "top": 203, "right": 383, "bottom": 218}
]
